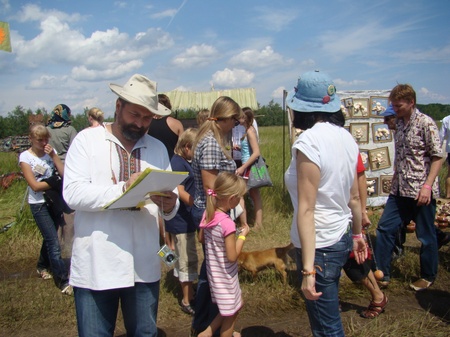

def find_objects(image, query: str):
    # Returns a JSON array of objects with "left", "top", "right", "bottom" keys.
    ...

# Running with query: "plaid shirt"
[
  {"left": 192, "top": 131, "right": 236, "bottom": 209},
  {"left": 391, "top": 108, "right": 443, "bottom": 199}
]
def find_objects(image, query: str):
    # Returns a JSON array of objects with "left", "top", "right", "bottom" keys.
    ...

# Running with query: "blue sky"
[{"left": 1, "top": 0, "right": 449, "bottom": 118}]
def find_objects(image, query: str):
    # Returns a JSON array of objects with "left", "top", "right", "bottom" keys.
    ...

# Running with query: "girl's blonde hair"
[
  {"left": 193, "top": 96, "right": 242, "bottom": 160},
  {"left": 205, "top": 172, "right": 247, "bottom": 223},
  {"left": 88, "top": 107, "right": 104, "bottom": 124},
  {"left": 174, "top": 128, "right": 198, "bottom": 159},
  {"left": 29, "top": 123, "right": 50, "bottom": 139}
]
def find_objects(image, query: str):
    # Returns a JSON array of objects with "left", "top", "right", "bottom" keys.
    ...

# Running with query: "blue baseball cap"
[
  {"left": 380, "top": 104, "right": 395, "bottom": 117},
  {"left": 286, "top": 70, "right": 341, "bottom": 113}
]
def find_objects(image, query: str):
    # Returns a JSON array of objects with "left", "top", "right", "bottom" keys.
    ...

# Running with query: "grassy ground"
[{"left": 1, "top": 127, "right": 449, "bottom": 337}]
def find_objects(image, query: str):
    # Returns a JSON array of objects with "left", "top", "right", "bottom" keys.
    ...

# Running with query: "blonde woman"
[
  {"left": 191, "top": 96, "right": 245, "bottom": 336},
  {"left": 87, "top": 107, "right": 104, "bottom": 128}
]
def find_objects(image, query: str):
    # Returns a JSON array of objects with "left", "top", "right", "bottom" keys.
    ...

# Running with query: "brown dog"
[{"left": 238, "top": 243, "right": 294, "bottom": 283}]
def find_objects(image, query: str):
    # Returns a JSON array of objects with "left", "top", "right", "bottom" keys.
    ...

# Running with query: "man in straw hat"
[{"left": 63, "top": 74, "right": 179, "bottom": 337}]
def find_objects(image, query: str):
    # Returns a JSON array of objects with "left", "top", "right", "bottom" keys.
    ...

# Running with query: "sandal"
[
  {"left": 180, "top": 301, "right": 195, "bottom": 316},
  {"left": 360, "top": 293, "right": 388, "bottom": 319}
]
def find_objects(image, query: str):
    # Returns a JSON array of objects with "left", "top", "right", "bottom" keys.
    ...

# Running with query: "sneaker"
[
  {"left": 61, "top": 284, "right": 73, "bottom": 296},
  {"left": 410, "top": 278, "right": 433, "bottom": 291},
  {"left": 438, "top": 233, "right": 450, "bottom": 249},
  {"left": 37, "top": 268, "right": 52, "bottom": 280}
]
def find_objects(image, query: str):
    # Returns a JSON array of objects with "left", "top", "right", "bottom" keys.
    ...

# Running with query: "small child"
[
  {"left": 198, "top": 172, "right": 250, "bottom": 337},
  {"left": 164, "top": 128, "right": 199, "bottom": 315}
]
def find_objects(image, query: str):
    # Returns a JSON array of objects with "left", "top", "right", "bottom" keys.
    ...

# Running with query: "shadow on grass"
[{"left": 415, "top": 289, "right": 450, "bottom": 323}]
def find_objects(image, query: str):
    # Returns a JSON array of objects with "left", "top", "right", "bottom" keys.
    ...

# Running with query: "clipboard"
[{"left": 104, "top": 168, "right": 188, "bottom": 210}]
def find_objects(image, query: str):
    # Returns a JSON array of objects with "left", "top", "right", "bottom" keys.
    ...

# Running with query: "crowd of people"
[{"left": 17, "top": 71, "right": 450, "bottom": 337}]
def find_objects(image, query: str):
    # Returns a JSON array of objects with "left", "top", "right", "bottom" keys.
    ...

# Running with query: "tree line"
[{"left": 0, "top": 101, "right": 449, "bottom": 139}]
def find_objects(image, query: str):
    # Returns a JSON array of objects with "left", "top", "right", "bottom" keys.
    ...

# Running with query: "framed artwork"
[
  {"left": 350, "top": 122, "right": 370, "bottom": 144},
  {"left": 351, "top": 98, "right": 370, "bottom": 118},
  {"left": 368, "top": 147, "right": 391, "bottom": 171},
  {"left": 344, "top": 98, "right": 354, "bottom": 108},
  {"left": 372, "top": 122, "right": 392, "bottom": 143},
  {"left": 366, "top": 177, "right": 379, "bottom": 197},
  {"left": 340, "top": 100, "right": 350, "bottom": 119},
  {"left": 370, "top": 96, "right": 389, "bottom": 117},
  {"left": 359, "top": 149, "right": 369, "bottom": 171},
  {"left": 379, "top": 175, "right": 393, "bottom": 196}
]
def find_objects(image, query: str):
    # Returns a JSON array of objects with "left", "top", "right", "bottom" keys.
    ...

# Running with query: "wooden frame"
[
  {"left": 350, "top": 98, "right": 370, "bottom": 118},
  {"left": 370, "top": 96, "right": 389, "bottom": 117},
  {"left": 350, "top": 122, "right": 370, "bottom": 144},
  {"left": 368, "top": 147, "right": 391, "bottom": 171},
  {"left": 359, "top": 149, "right": 369, "bottom": 171},
  {"left": 379, "top": 175, "right": 393, "bottom": 195},
  {"left": 372, "top": 122, "right": 393, "bottom": 143},
  {"left": 340, "top": 100, "right": 350, "bottom": 119},
  {"left": 366, "top": 177, "right": 379, "bottom": 197}
]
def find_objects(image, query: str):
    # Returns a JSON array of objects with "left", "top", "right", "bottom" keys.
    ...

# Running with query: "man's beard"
[{"left": 121, "top": 123, "right": 147, "bottom": 141}]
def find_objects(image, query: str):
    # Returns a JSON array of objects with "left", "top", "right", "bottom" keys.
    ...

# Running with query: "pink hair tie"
[{"left": 207, "top": 189, "right": 217, "bottom": 197}]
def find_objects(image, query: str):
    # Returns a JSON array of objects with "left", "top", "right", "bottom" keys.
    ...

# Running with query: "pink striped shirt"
[{"left": 200, "top": 211, "right": 243, "bottom": 316}]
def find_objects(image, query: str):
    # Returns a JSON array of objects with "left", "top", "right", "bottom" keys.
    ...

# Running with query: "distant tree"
[
  {"left": 417, "top": 103, "right": 450, "bottom": 121},
  {"left": 256, "top": 100, "right": 286, "bottom": 126}
]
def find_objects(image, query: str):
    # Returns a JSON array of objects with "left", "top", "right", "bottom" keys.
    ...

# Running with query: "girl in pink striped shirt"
[{"left": 198, "top": 172, "right": 250, "bottom": 337}]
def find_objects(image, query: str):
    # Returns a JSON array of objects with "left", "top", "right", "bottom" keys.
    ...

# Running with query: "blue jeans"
[
  {"left": 74, "top": 282, "right": 160, "bottom": 337},
  {"left": 375, "top": 195, "right": 438, "bottom": 282},
  {"left": 295, "top": 232, "right": 352, "bottom": 337},
  {"left": 30, "top": 203, "right": 69, "bottom": 289},
  {"left": 191, "top": 205, "right": 219, "bottom": 335}
]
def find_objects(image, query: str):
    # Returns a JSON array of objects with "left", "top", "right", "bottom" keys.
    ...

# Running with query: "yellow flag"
[{"left": 0, "top": 21, "right": 12, "bottom": 52}]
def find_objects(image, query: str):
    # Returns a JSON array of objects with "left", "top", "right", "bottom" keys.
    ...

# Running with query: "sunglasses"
[{"left": 233, "top": 117, "right": 240, "bottom": 126}]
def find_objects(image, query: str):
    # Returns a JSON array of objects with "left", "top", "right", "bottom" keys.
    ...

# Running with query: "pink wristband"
[
  {"left": 423, "top": 184, "right": 432, "bottom": 191},
  {"left": 352, "top": 233, "right": 363, "bottom": 239}
]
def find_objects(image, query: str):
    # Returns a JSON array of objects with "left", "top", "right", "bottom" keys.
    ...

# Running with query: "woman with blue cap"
[{"left": 284, "top": 70, "right": 368, "bottom": 337}]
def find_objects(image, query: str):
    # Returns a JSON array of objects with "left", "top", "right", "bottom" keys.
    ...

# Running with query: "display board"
[{"left": 339, "top": 90, "right": 393, "bottom": 207}]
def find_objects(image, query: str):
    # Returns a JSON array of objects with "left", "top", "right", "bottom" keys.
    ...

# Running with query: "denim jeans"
[
  {"left": 375, "top": 195, "right": 438, "bottom": 282},
  {"left": 191, "top": 205, "right": 219, "bottom": 335},
  {"left": 74, "top": 282, "right": 160, "bottom": 337},
  {"left": 30, "top": 203, "right": 69, "bottom": 289},
  {"left": 295, "top": 232, "right": 352, "bottom": 337}
]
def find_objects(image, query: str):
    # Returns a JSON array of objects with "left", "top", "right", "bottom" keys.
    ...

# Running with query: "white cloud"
[
  {"left": 1, "top": 0, "right": 11, "bottom": 13},
  {"left": 334, "top": 78, "right": 367, "bottom": 87},
  {"left": 392, "top": 45, "right": 450, "bottom": 64},
  {"left": 114, "top": 2, "right": 127, "bottom": 9},
  {"left": 172, "top": 44, "right": 218, "bottom": 68},
  {"left": 28, "top": 75, "right": 65, "bottom": 89},
  {"left": 319, "top": 21, "right": 416, "bottom": 60},
  {"left": 14, "top": 4, "right": 84, "bottom": 23},
  {"left": 71, "top": 60, "right": 144, "bottom": 81},
  {"left": 229, "top": 46, "right": 293, "bottom": 68},
  {"left": 419, "top": 87, "right": 447, "bottom": 102},
  {"left": 151, "top": 9, "right": 177, "bottom": 19},
  {"left": 271, "top": 86, "right": 285, "bottom": 99},
  {"left": 13, "top": 10, "right": 173, "bottom": 80},
  {"left": 254, "top": 6, "right": 297, "bottom": 32},
  {"left": 212, "top": 68, "right": 254, "bottom": 88}
]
